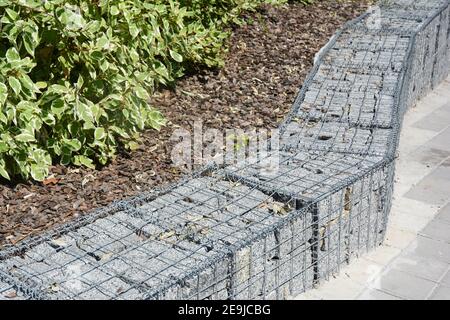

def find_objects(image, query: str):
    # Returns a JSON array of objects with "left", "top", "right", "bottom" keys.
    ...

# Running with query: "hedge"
[{"left": 0, "top": 0, "right": 309, "bottom": 181}]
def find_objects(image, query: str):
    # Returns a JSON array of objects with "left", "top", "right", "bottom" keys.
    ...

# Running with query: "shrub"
[{"left": 0, "top": 0, "right": 305, "bottom": 181}]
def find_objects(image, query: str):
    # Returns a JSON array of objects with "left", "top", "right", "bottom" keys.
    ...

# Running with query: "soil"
[{"left": 0, "top": 0, "right": 372, "bottom": 247}]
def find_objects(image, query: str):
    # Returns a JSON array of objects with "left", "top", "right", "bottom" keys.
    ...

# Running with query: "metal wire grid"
[
  {"left": 0, "top": 0, "right": 449, "bottom": 300},
  {"left": 0, "top": 151, "right": 394, "bottom": 300},
  {"left": 222, "top": 150, "right": 384, "bottom": 201},
  {"left": 0, "top": 269, "right": 43, "bottom": 300},
  {"left": 0, "top": 170, "right": 312, "bottom": 300},
  {"left": 0, "top": 276, "right": 22, "bottom": 300},
  {"left": 405, "top": 8, "right": 450, "bottom": 109},
  {"left": 313, "top": 160, "right": 395, "bottom": 282},
  {"left": 381, "top": 0, "right": 449, "bottom": 10}
]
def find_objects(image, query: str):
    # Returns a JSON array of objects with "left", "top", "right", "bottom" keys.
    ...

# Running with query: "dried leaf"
[
  {"left": 43, "top": 176, "right": 59, "bottom": 185},
  {"left": 81, "top": 174, "right": 95, "bottom": 187},
  {"left": 4, "top": 290, "right": 17, "bottom": 299},
  {"left": 116, "top": 287, "right": 125, "bottom": 294},
  {"left": 271, "top": 202, "right": 288, "bottom": 216},
  {"left": 23, "top": 193, "right": 35, "bottom": 199},
  {"left": 159, "top": 230, "right": 175, "bottom": 240}
]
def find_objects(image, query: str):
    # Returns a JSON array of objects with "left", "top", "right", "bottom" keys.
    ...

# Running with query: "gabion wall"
[{"left": 1, "top": 0, "right": 450, "bottom": 300}]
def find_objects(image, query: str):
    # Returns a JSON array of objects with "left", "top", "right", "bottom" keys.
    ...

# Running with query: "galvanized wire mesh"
[{"left": 0, "top": 0, "right": 449, "bottom": 300}]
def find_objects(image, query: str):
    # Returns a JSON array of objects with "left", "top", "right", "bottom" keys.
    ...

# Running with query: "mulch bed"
[{"left": 0, "top": 0, "right": 371, "bottom": 247}]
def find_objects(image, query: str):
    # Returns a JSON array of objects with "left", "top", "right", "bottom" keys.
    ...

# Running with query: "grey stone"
[
  {"left": 296, "top": 85, "right": 395, "bottom": 127},
  {"left": 281, "top": 120, "right": 393, "bottom": 156},
  {"left": 230, "top": 210, "right": 314, "bottom": 300}
]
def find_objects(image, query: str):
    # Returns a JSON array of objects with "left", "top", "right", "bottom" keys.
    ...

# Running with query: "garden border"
[{"left": 1, "top": 0, "right": 449, "bottom": 300}]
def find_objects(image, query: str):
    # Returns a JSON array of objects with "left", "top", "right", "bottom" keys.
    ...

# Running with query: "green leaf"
[
  {"left": 51, "top": 99, "right": 66, "bottom": 116},
  {"left": 129, "top": 49, "right": 139, "bottom": 63},
  {"left": 94, "top": 127, "right": 106, "bottom": 141},
  {"left": 154, "top": 61, "right": 169, "bottom": 79},
  {"left": 0, "top": 160, "right": 10, "bottom": 180},
  {"left": 8, "top": 77, "right": 21, "bottom": 95},
  {"left": 127, "top": 141, "right": 139, "bottom": 151},
  {"left": 73, "top": 155, "right": 95, "bottom": 169},
  {"left": 5, "top": 8, "right": 18, "bottom": 21},
  {"left": 110, "top": 125, "right": 129, "bottom": 139},
  {"left": 169, "top": 50, "right": 183, "bottom": 63},
  {"left": 42, "top": 112, "right": 56, "bottom": 125},
  {"left": 90, "top": 51, "right": 104, "bottom": 61},
  {"left": 110, "top": 5, "right": 119, "bottom": 16},
  {"left": 22, "top": 32, "right": 37, "bottom": 56},
  {"left": 99, "top": 60, "right": 109, "bottom": 72},
  {"left": 19, "top": 75, "right": 37, "bottom": 92},
  {"left": 60, "top": 153, "right": 71, "bottom": 166},
  {"left": 15, "top": 131, "right": 35, "bottom": 142},
  {"left": 76, "top": 100, "right": 94, "bottom": 123},
  {"left": 48, "top": 84, "right": 68, "bottom": 94},
  {"left": 0, "top": 83, "right": 8, "bottom": 105},
  {"left": 36, "top": 81, "right": 47, "bottom": 89},
  {"left": 64, "top": 139, "right": 82, "bottom": 152},
  {"left": 96, "top": 35, "right": 109, "bottom": 49},
  {"left": 0, "top": 1, "right": 11, "bottom": 7},
  {"left": 0, "top": 141, "right": 8, "bottom": 152},
  {"left": 147, "top": 110, "right": 166, "bottom": 130},
  {"left": 6, "top": 47, "right": 20, "bottom": 62},
  {"left": 129, "top": 24, "right": 139, "bottom": 38},
  {"left": 0, "top": 112, "right": 7, "bottom": 124},
  {"left": 30, "top": 163, "right": 47, "bottom": 181},
  {"left": 135, "top": 86, "right": 149, "bottom": 100}
]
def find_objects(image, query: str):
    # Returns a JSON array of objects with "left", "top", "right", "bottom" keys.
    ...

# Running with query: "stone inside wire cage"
[{"left": 1, "top": 0, "right": 449, "bottom": 300}]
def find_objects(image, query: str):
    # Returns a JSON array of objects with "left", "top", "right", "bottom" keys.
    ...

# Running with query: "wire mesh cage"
[{"left": 0, "top": 0, "right": 449, "bottom": 300}]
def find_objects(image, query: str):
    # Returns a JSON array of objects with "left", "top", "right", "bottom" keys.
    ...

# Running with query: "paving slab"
[
  {"left": 441, "top": 270, "right": 450, "bottom": 287},
  {"left": 371, "top": 269, "right": 436, "bottom": 300},
  {"left": 389, "top": 252, "right": 449, "bottom": 282},
  {"left": 412, "top": 103, "right": 450, "bottom": 132},
  {"left": 419, "top": 219, "right": 450, "bottom": 244},
  {"left": 435, "top": 203, "right": 450, "bottom": 224},
  {"left": 408, "top": 146, "right": 450, "bottom": 168},
  {"left": 383, "top": 227, "right": 418, "bottom": 249},
  {"left": 405, "top": 235, "right": 450, "bottom": 264},
  {"left": 429, "top": 285, "right": 450, "bottom": 300},
  {"left": 425, "top": 127, "right": 450, "bottom": 153},
  {"left": 405, "top": 158, "right": 450, "bottom": 205}
]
